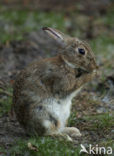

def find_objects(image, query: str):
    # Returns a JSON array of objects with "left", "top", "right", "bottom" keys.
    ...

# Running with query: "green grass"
[
  {"left": 104, "top": 6, "right": 114, "bottom": 28},
  {"left": 83, "top": 113, "right": 114, "bottom": 131},
  {"left": 0, "top": 6, "right": 113, "bottom": 44},
  {"left": 90, "top": 35, "right": 114, "bottom": 81},
  {"left": 90, "top": 35, "right": 114, "bottom": 56},
  {"left": 0, "top": 9, "right": 66, "bottom": 43},
  {"left": 0, "top": 87, "right": 13, "bottom": 117},
  {"left": 68, "top": 111, "right": 114, "bottom": 132},
  {"left": 1, "top": 137, "right": 82, "bottom": 156},
  {"left": 68, "top": 112, "right": 77, "bottom": 127},
  {"left": 100, "top": 139, "right": 114, "bottom": 148}
]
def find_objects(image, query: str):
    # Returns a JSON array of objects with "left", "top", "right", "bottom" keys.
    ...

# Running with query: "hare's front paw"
[{"left": 63, "top": 127, "right": 82, "bottom": 137}]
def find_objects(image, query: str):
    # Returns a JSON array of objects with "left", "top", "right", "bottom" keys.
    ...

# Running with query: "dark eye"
[{"left": 78, "top": 48, "right": 85, "bottom": 55}]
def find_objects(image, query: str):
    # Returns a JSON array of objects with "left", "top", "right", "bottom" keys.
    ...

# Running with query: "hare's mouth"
[
  {"left": 76, "top": 68, "right": 89, "bottom": 78},
  {"left": 76, "top": 68, "right": 97, "bottom": 78},
  {"left": 64, "top": 59, "right": 96, "bottom": 75},
  {"left": 64, "top": 59, "right": 88, "bottom": 72}
]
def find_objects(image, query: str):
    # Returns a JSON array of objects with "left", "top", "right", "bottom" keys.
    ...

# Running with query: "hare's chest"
[
  {"left": 48, "top": 98, "right": 72, "bottom": 126},
  {"left": 47, "top": 87, "right": 82, "bottom": 126}
]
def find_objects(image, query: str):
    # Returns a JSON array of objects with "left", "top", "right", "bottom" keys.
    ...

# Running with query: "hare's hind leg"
[
  {"left": 47, "top": 127, "right": 81, "bottom": 141},
  {"left": 62, "top": 127, "right": 82, "bottom": 138},
  {"left": 43, "top": 119, "right": 72, "bottom": 141}
]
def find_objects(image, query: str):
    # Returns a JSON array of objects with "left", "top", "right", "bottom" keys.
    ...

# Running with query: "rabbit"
[{"left": 13, "top": 27, "right": 98, "bottom": 141}]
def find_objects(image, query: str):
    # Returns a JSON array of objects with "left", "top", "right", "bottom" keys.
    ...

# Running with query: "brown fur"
[{"left": 13, "top": 27, "right": 98, "bottom": 139}]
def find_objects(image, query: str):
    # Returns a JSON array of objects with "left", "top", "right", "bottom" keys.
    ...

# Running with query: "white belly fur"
[{"left": 45, "top": 86, "right": 83, "bottom": 129}]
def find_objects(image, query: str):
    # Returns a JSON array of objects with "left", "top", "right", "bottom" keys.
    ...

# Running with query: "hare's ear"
[{"left": 42, "top": 27, "right": 70, "bottom": 46}]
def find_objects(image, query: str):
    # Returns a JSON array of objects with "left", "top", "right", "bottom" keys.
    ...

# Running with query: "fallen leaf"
[{"left": 27, "top": 142, "right": 38, "bottom": 151}]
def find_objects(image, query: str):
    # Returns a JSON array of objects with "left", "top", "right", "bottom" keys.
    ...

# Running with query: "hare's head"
[{"left": 43, "top": 27, "right": 98, "bottom": 73}]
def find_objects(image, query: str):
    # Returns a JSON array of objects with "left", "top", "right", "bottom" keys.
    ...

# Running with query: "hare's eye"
[{"left": 78, "top": 48, "right": 85, "bottom": 55}]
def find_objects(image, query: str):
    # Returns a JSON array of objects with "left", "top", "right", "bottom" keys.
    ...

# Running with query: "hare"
[{"left": 13, "top": 27, "right": 98, "bottom": 141}]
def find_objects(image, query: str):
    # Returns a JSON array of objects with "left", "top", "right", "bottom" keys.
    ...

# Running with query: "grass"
[
  {"left": 68, "top": 111, "right": 77, "bottom": 127},
  {"left": 1, "top": 137, "right": 82, "bottom": 156},
  {"left": 0, "top": 9, "right": 66, "bottom": 43},
  {"left": 0, "top": 6, "right": 113, "bottom": 44},
  {"left": 0, "top": 87, "right": 13, "bottom": 117},
  {"left": 100, "top": 139, "right": 114, "bottom": 150},
  {"left": 68, "top": 110, "right": 114, "bottom": 133},
  {"left": 83, "top": 113, "right": 114, "bottom": 131},
  {"left": 90, "top": 35, "right": 114, "bottom": 57}
]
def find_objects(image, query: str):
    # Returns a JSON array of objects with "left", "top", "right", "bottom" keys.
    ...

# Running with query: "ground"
[{"left": 0, "top": 3, "right": 114, "bottom": 156}]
